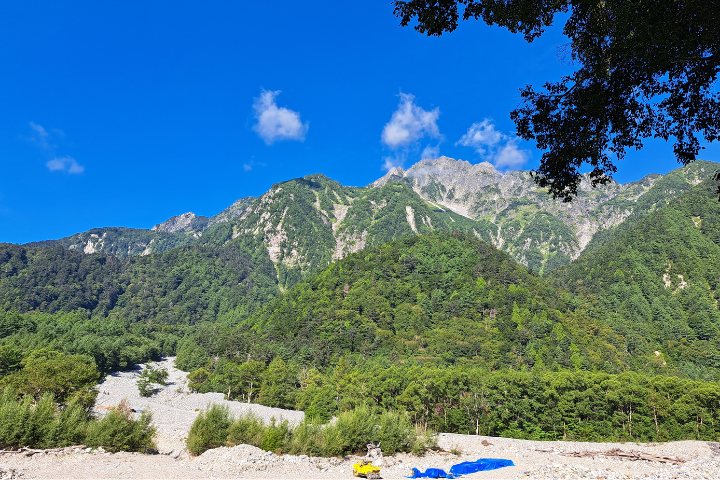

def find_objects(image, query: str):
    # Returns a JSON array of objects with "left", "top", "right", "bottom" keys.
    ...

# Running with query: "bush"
[
  {"left": 137, "top": 377, "right": 153, "bottom": 397},
  {"left": 318, "top": 423, "right": 345, "bottom": 457},
  {"left": 0, "top": 390, "right": 55, "bottom": 449},
  {"left": 227, "top": 412, "right": 265, "bottom": 447},
  {"left": 332, "top": 405, "right": 377, "bottom": 455},
  {"left": 85, "top": 399, "right": 156, "bottom": 453},
  {"left": 143, "top": 363, "right": 168, "bottom": 385},
  {"left": 187, "top": 405, "right": 431, "bottom": 457},
  {"left": 284, "top": 418, "right": 323, "bottom": 457},
  {"left": 186, "top": 404, "right": 232, "bottom": 455},
  {"left": 0, "top": 388, "right": 155, "bottom": 452},
  {"left": 0, "top": 350, "right": 99, "bottom": 407},
  {"left": 260, "top": 418, "right": 290, "bottom": 453},
  {"left": 411, "top": 426, "right": 437, "bottom": 456},
  {"left": 375, "top": 410, "right": 415, "bottom": 455},
  {"left": 44, "top": 400, "right": 89, "bottom": 447}
]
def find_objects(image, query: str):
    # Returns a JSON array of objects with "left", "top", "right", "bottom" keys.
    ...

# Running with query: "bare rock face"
[
  {"left": 364, "top": 156, "right": 677, "bottom": 273},
  {"left": 152, "top": 197, "right": 255, "bottom": 234},
  {"left": 152, "top": 212, "right": 207, "bottom": 234},
  {"left": 368, "top": 167, "right": 407, "bottom": 188}
]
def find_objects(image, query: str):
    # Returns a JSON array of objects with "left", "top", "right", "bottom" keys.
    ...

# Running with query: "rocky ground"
[
  {"left": 94, "top": 357, "right": 304, "bottom": 456},
  {"left": 1, "top": 358, "right": 718, "bottom": 479}
]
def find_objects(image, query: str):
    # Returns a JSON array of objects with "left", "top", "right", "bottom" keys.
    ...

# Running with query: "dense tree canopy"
[{"left": 393, "top": 0, "right": 720, "bottom": 200}]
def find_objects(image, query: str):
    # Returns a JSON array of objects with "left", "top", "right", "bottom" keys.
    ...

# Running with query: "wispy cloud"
[
  {"left": 28, "top": 122, "right": 83, "bottom": 174},
  {"left": 46, "top": 156, "right": 84, "bottom": 174},
  {"left": 381, "top": 93, "right": 442, "bottom": 170},
  {"left": 421, "top": 144, "right": 440, "bottom": 160},
  {"left": 382, "top": 153, "right": 407, "bottom": 171},
  {"left": 243, "top": 163, "right": 253, "bottom": 172},
  {"left": 252, "top": 90, "right": 308, "bottom": 145},
  {"left": 29, "top": 121, "right": 50, "bottom": 148},
  {"left": 457, "top": 119, "right": 530, "bottom": 170}
]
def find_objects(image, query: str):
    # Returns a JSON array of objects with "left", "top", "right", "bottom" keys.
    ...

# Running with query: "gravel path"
[{"left": 1, "top": 358, "right": 718, "bottom": 479}]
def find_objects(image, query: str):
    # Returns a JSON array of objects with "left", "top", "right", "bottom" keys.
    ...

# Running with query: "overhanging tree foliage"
[{"left": 393, "top": 0, "right": 720, "bottom": 200}]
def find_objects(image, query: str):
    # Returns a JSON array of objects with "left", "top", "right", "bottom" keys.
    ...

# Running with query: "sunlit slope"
[
  {"left": 551, "top": 178, "right": 720, "bottom": 380},
  {"left": 240, "top": 233, "right": 633, "bottom": 372},
  {"left": 198, "top": 175, "right": 496, "bottom": 288}
]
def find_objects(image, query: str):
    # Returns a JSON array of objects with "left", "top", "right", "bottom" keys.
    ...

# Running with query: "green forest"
[{"left": 1, "top": 169, "right": 720, "bottom": 450}]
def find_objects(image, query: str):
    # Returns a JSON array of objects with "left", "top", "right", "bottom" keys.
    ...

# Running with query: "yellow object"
[{"left": 353, "top": 460, "right": 381, "bottom": 479}]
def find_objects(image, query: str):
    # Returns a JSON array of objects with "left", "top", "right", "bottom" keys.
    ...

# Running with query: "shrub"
[
  {"left": 411, "top": 426, "right": 437, "bottom": 456},
  {"left": 375, "top": 410, "right": 415, "bottom": 455},
  {"left": 284, "top": 418, "right": 323, "bottom": 457},
  {"left": 333, "top": 405, "right": 376, "bottom": 454},
  {"left": 44, "top": 399, "right": 89, "bottom": 447},
  {"left": 0, "top": 389, "right": 55, "bottom": 449},
  {"left": 137, "top": 377, "right": 153, "bottom": 397},
  {"left": 143, "top": 363, "right": 168, "bottom": 385},
  {"left": 0, "top": 389, "right": 155, "bottom": 453},
  {"left": 260, "top": 418, "right": 290, "bottom": 453},
  {"left": 187, "top": 405, "right": 430, "bottom": 458},
  {"left": 227, "top": 412, "right": 265, "bottom": 447},
  {"left": 85, "top": 399, "right": 156, "bottom": 453},
  {"left": 186, "top": 404, "right": 232, "bottom": 455},
  {"left": 187, "top": 368, "right": 211, "bottom": 393},
  {"left": 0, "top": 350, "right": 99, "bottom": 407},
  {"left": 318, "top": 423, "right": 345, "bottom": 457}
]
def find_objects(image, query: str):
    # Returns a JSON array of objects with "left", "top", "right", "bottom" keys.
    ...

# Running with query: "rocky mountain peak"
[
  {"left": 368, "top": 167, "right": 406, "bottom": 188},
  {"left": 152, "top": 212, "right": 208, "bottom": 233}
]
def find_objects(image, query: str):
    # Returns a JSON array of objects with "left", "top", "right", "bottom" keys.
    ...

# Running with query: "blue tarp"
[
  {"left": 408, "top": 467, "right": 452, "bottom": 478},
  {"left": 407, "top": 458, "right": 514, "bottom": 478},
  {"left": 450, "top": 459, "right": 515, "bottom": 476}
]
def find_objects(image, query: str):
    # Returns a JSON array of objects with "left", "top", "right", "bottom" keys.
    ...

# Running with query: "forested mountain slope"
[
  {"left": 551, "top": 178, "right": 720, "bottom": 381},
  {"left": 0, "top": 239, "right": 279, "bottom": 324},
  {"left": 168, "top": 233, "right": 720, "bottom": 441},
  {"left": 176, "top": 233, "right": 694, "bottom": 379}
]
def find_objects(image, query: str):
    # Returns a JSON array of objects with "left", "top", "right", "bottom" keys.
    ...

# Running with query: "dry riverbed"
[{"left": 1, "top": 358, "right": 718, "bottom": 479}]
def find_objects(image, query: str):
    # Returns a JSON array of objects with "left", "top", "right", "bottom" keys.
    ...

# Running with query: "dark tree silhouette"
[{"left": 394, "top": 0, "right": 720, "bottom": 200}]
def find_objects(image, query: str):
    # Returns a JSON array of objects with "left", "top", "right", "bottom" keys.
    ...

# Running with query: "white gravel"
[{"left": 94, "top": 357, "right": 304, "bottom": 456}]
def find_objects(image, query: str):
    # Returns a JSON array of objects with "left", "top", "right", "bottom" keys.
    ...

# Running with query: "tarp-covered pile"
[{"left": 407, "top": 458, "right": 514, "bottom": 478}]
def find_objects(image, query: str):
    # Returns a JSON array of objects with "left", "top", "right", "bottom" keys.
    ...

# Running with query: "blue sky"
[{"left": 2, "top": 1, "right": 718, "bottom": 244}]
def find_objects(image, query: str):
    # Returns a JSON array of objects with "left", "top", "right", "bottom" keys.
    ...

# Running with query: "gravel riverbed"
[
  {"left": 94, "top": 357, "right": 304, "bottom": 456},
  {"left": 1, "top": 358, "right": 718, "bottom": 479}
]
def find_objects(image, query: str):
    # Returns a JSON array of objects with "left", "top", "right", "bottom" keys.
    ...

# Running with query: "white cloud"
[
  {"left": 457, "top": 119, "right": 504, "bottom": 155},
  {"left": 494, "top": 140, "right": 530, "bottom": 169},
  {"left": 252, "top": 90, "right": 308, "bottom": 145},
  {"left": 456, "top": 118, "right": 531, "bottom": 170},
  {"left": 421, "top": 144, "right": 440, "bottom": 160},
  {"left": 46, "top": 156, "right": 84, "bottom": 174},
  {"left": 243, "top": 163, "right": 252, "bottom": 171},
  {"left": 382, "top": 93, "right": 440, "bottom": 149}
]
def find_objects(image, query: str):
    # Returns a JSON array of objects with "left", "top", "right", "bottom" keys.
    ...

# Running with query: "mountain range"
[
  {"left": 27, "top": 157, "right": 720, "bottom": 285},
  {"left": 2, "top": 157, "right": 720, "bottom": 384}
]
